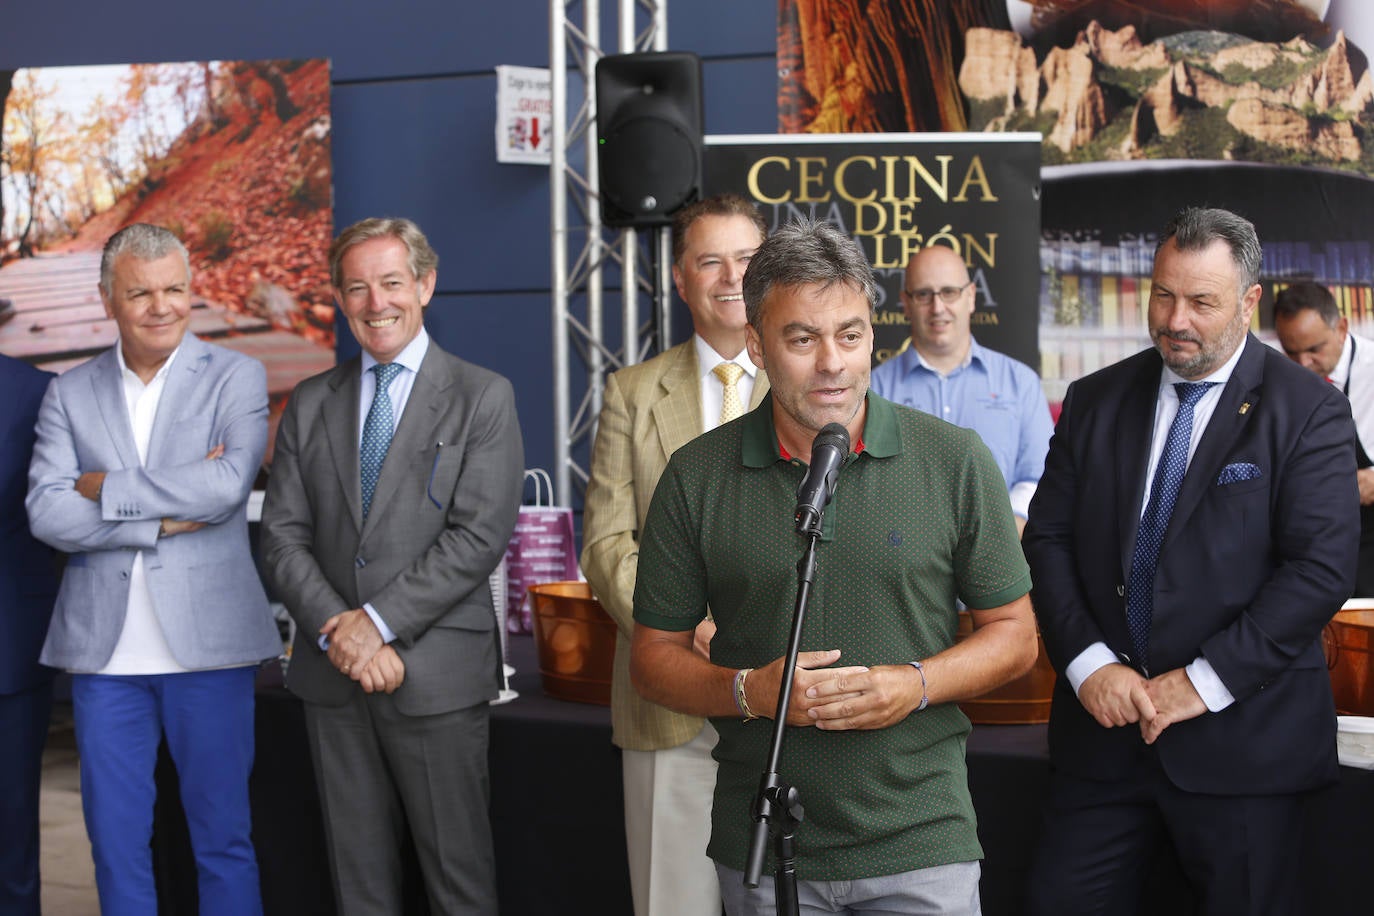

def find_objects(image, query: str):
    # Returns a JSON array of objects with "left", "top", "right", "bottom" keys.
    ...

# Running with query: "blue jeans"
[{"left": 72, "top": 667, "right": 262, "bottom": 916}]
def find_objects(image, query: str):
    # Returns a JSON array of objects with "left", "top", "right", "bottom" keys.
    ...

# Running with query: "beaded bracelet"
[
  {"left": 733, "top": 668, "right": 759, "bottom": 721},
  {"left": 910, "top": 660, "right": 929, "bottom": 712}
]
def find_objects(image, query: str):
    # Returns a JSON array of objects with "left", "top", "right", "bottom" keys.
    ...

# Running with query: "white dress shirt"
[
  {"left": 98, "top": 343, "right": 189, "bottom": 675},
  {"left": 1331, "top": 332, "right": 1374, "bottom": 454},
  {"left": 1066, "top": 340, "right": 1249, "bottom": 711},
  {"left": 693, "top": 334, "right": 757, "bottom": 434}
]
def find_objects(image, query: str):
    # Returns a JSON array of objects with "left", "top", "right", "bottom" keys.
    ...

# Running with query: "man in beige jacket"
[{"left": 582, "top": 193, "right": 767, "bottom": 915}]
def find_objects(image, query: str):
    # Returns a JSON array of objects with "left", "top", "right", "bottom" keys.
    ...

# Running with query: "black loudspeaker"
[{"left": 595, "top": 51, "right": 703, "bottom": 228}]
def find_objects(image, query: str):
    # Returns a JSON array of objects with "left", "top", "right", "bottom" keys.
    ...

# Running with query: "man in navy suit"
[
  {"left": 1024, "top": 207, "right": 1359, "bottom": 916},
  {"left": 0, "top": 354, "right": 58, "bottom": 916},
  {"left": 27, "top": 224, "right": 281, "bottom": 915}
]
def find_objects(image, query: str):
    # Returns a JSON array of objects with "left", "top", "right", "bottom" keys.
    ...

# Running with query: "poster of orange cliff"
[
  {"left": 0, "top": 59, "right": 335, "bottom": 465},
  {"left": 778, "top": 0, "right": 1374, "bottom": 404}
]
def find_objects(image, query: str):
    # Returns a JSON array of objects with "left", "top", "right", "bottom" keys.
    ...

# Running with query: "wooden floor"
[
  {"left": 0, "top": 251, "right": 333, "bottom": 398},
  {"left": 40, "top": 707, "right": 97, "bottom": 915}
]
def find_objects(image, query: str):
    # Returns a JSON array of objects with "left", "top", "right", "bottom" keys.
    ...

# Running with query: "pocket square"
[{"left": 1217, "top": 461, "right": 1262, "bottom": 485}]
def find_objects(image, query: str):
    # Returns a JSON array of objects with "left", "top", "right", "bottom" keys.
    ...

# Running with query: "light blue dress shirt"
[
  {"left": 319, "top": 329, "right": 431, "bottom": 650},
  {"left": 870, "top": 339, "right": 1054, "bottom": 519}
]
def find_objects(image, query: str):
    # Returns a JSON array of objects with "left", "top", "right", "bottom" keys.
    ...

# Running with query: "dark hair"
[
  {"left": 742, "top": 218, "right": 878, "bottom": 330},
  {"left": 1273, "top": 280, "right": 1341, "bottom": 327},
  {"left": 329, "top": 217, "right": 439, "bottom": 288},
  {"left": 670, "top": 193, "right": 767, "bottom": 265},
  {"left": 1157, "top": 207, "right": 1262, "bottom": 294},
  {"left": 100, "top": 224, "right": 191, "bottom": 297}
]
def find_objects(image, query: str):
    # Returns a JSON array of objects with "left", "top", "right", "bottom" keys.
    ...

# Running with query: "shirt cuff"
[
  {"left": 1185, "top": 656, "right": 1235, "bottom": 712},
  {"left": 363, "top": 603, "right": 397, "bottom": 644},
  {"left": 1009, "top": 481, "right": 1036, "bottom": 520},
  {"left": 1065, "top": 641, "right": 1120, "bottom": 695}
]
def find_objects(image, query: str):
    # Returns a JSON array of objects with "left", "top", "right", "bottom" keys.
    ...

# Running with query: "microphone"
[{"left": 794, "top": 423, "right": 850, "bottom": 535}]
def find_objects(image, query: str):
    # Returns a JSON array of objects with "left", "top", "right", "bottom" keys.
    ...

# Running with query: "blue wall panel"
[
  {"left": 703, "top": 56, "right": 779, "bottom": 134},
  {"left": 0, "top": 0, "right": 548, "bottom": 79},
  {"left": 669, "top": 4, "right": 778, "bottom": 59},
  {"left": 330, "top": 77, "right": 552, "bottom": 293}
]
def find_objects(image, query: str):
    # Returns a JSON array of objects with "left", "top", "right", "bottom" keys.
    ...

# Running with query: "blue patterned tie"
[
  {"left": 361, "top": 363, "right": 403, "bottom": 519},
  {"left": 1126, "top": 381, "right": 1215, "bottom": 671}
]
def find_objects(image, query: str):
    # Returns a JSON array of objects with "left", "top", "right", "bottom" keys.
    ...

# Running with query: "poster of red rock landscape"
[
  {"left": 779, "top": 0, "right": 1374, "bottom": 403},
  {"left": 0, "top": 58, "right": 334, "bottom": 463}
]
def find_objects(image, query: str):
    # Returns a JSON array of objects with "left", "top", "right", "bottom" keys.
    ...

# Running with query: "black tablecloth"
[
  {"left": 150, "top": 636, "right": 1374, "bottom": 915},
  {"left": 152, "top": 635, "right": 629, "bottom": 915}
]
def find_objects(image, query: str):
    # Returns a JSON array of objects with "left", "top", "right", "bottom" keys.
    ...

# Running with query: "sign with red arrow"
[{"left": 495, "top": 65, "right": 552, "bottom": 165}]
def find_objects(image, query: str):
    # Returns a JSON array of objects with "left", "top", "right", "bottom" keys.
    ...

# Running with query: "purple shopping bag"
[{"left": 504, "top": 469, "right": 578, "bottom": 633}]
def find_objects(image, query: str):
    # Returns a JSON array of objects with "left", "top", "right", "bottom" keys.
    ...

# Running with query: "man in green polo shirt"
[{"left": 629, "top": 219, "right": 1038, "bottom": 915}]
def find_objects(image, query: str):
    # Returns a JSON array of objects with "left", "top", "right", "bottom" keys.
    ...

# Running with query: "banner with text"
[{"left": 705, "top": 133, "right": 1041, "bottom": 369}]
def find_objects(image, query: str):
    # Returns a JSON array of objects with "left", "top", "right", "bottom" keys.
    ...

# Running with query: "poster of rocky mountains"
[{"left": 779, "top": 0, "right": 1374, "bottom": 403}]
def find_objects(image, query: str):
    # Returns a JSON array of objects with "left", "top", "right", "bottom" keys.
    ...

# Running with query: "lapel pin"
[{"left": 1238, "top": 402, "right": 1251, "bottom": 415}]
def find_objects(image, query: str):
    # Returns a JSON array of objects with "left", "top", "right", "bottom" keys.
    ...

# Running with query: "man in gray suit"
[
  {"left": 261, "top": 217, "right": 524, "bottom": 915},
  {"left": 26, "top": 223, "right": 280, "bottom": 915}
]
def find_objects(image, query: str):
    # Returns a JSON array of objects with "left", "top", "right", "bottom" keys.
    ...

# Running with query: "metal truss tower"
[{"left": 549, "top": 0, "right": 671, "bottom": 507}]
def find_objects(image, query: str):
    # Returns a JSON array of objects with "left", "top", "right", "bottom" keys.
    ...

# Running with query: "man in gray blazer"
[
  {"left": 26, "top": 223, "right": 280, "bottom": 915},
  {"left": 260, "top": 217, "right": 523, "bottom": 915}
]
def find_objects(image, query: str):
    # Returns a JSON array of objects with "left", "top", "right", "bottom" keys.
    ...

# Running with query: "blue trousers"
[
  {"left": 72, "top": 667, "right": 262, "bottom": 916},
  {"left": 0, "top": 680, "right": 53, "bottom": 916}
]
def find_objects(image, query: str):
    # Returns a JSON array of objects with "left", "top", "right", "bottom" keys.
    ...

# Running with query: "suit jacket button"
[
  {"left": 355, "top": 557, "right": 366, "bottom": 568},
  {"left": 1116, "top": 584, "right": 1125, "bottom": 597}
]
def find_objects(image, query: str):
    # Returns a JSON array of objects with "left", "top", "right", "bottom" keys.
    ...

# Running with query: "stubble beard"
[{"left": 1152, "top": 309, "right": 1248, "bottom": 380}]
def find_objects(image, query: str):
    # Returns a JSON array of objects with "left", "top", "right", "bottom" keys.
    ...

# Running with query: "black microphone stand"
[{"left": 743, "top": 510, "right": 827, "bottom": 915}]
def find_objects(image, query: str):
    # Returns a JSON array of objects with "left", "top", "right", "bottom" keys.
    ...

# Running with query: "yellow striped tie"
[{"left": 714, "top": 362, "right": 745, "bottom": 425}]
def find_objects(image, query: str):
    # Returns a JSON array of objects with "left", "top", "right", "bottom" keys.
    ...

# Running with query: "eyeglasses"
[{"left": 904, "top": 280, "right": 972, "bottom": 305}]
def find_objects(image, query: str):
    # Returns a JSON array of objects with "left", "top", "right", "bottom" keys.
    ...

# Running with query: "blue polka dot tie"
[
  {"left": 1126, "top": 381, "right": 1215, "bottom": 671},
  {"left": 361, "top": 363, "right": 403, "bottom": 519}
]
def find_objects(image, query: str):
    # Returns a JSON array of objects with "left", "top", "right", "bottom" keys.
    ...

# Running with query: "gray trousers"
[
  {"left": 716, "top": 860, "right": 981, "bottom": 916},
  {"left": 305, "top": 694, "right": 496, "bottom": 916}
]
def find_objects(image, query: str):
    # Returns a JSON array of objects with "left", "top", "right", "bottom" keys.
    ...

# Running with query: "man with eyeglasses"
[{"left": 871, "top": 244, "right": 1053, "bottom": 534}]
